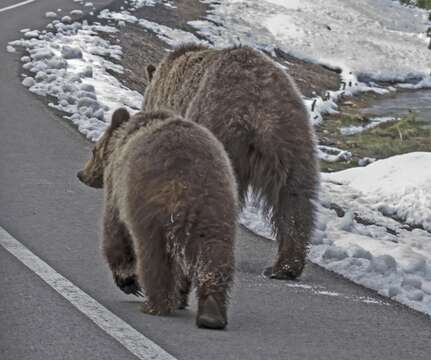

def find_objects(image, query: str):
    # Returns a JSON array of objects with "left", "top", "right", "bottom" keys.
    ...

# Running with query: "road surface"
[{"left": 0, "top": 1, "right": 430, "bottom": 359}]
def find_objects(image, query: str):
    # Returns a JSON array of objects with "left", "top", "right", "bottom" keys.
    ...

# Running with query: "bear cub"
[{"left": 77, "top": 108, "right": 237, "bottom": 329}]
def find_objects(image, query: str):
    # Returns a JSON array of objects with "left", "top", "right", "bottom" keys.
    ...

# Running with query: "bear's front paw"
[{"left": 114, "top": 274, "right": 143, "bottom": 297}]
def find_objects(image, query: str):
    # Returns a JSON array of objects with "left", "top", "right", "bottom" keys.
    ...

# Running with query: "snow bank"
[
  {"left": 193, "top": 0, "right": 431, "bottom": 82},
  {"left": 325, "top": 152, "right": 431, "bottom": 231},
  {"left": 242, "top": 153, "right": 431, "bottom": 316},
  {"left": 10, "top": 21, "right": 143, "bottom": 141}
]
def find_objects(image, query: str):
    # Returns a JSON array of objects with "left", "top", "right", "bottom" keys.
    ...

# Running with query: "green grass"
[{"left": 318, "top": 113, "right": 431, "bottom": 172}]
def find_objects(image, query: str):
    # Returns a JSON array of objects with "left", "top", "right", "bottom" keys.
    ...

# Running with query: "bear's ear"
[
  {"left": 146, "top": 64, "right": 156, "bottom": 81},
  {"left": 110, "top": 108, "right": 130, "bottom": 130}
]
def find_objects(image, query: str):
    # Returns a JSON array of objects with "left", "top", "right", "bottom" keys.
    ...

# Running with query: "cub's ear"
[
  {"left": 146, "top": 64, "right": 156, "bottom": 81},
  {"left": 110, "top": 108, "right": 130, "bottom": 130}
]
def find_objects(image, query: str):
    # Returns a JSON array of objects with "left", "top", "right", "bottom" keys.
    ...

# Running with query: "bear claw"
[{"left": 114, "top": 274, "right": 143, "bottom": 297}]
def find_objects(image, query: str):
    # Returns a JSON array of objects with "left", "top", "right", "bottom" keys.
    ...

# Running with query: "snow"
[
  {"left": 193, "top": 0, "right": 431, "bottom": 83},
  {"left": 70, "top": 10, "right": 84, "bottom": 16},
  {"left": 242, "top": 153, "right": 431, "bottom": 316},
  {"left": 45, "top": 12, "right": 57, "bottom": 19},
  {"left": 325, "top": 152, "right": 431, "bottom": 232},
  {"left": 340, "top": 116, "right": 397, "bottom": 136},
  {"left": 10, "top": 20, "right": 143, "bottom": 141},
  {"left": 8, "top": 0, "right": 431, "bottom": 317},
  {"left": 98, "top": 9, "right": 204, "bottom": 47}
]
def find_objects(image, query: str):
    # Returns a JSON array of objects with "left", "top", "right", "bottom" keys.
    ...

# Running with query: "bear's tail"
[{"left": 232, "top": 119, "right": 319, "bottom": 239}]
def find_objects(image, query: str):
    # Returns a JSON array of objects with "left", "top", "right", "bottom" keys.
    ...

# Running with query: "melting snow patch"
[
  {"left": 193, "top": 0, "right": 431, "bottom": 82},
  {"left": 340, "top": 117, "right": 397, "bottom": 136},
  {"left": 10, "top": 20, "right": 143, "bottom": 141},
  {"left": 45, "top": 12, "right": 57, "bottom": 19},
  {"left": 98, "top": 9, "right": 205, "bottom": 47}
]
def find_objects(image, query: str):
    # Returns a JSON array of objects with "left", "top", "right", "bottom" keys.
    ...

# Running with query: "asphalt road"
[{"left": 1, "top": 1, "right": 431, "bottom": 359}]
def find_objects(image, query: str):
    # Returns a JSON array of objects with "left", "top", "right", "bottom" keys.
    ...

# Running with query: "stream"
[{"left": 360, "top": 89, "right": 431, "bottom": 124}]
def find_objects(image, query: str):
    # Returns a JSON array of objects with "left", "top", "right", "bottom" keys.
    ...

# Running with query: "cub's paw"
[{"left": 114, "top": 274, "right": 143, "bottom": 297}]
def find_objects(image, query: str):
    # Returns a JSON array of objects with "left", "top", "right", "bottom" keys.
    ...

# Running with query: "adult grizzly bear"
[
  {"left": 143, "top": 44, "right": 319, "bottom": 280},
  {"left": 77, "top": 108, "right": 237, "bottom": 329}
]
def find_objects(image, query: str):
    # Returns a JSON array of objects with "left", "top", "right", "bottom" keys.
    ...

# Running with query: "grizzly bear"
[
  {"left": 77, "top": 108, "right": 237, "bottom": 329},
  {"left": 143, "top": 44, "right": 319, "bottom": 280}
]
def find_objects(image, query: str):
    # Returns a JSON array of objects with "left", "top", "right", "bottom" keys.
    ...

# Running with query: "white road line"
[
  {"left": 0, "top": 226, "right": 177, "bottom": 360},
  {"left": 0, "top": 0, "right": 35, "bottom": 13}
]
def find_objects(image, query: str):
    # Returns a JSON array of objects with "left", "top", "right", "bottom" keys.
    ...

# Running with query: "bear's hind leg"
[
  {"left": 137, "top": 228, "right": 177, "bottom": 316},
  {"left": 195, "top": 241, "right": 234, "bottom": 330},
  {"left": 103, "top": 207, "right": 142, "bottom": 296},
  {"left": 268, "top": 180, "right": 317, "bottom": 280}
]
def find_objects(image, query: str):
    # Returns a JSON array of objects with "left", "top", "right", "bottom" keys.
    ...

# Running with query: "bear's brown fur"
[
  {"left": 77, "top": 108, "right": 237, "bottom": 329},
  {"left": 143, "top": 44, "right": 319, "bottom": 280}
]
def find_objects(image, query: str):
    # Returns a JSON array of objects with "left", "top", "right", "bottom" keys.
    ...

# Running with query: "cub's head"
[{"left": 77, "top": 108, "right": 130, "bottom": 188}]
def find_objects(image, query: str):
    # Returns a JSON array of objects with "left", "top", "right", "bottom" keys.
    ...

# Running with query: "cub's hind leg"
[
  {"left": 103, "top": 206, "right": 142, "bottom": 296},
  {"left": 135, "top": 226, "right": 178, "bottom": 315}
]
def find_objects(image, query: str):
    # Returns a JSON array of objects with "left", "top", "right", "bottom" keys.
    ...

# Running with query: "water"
[{"left": 361, "top": 89, "right": 431, "bottom": 123}]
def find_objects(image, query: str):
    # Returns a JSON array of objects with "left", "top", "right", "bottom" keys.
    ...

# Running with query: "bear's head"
[{"left": 77, "top": 108, "right": 130, "bottom": 188}]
